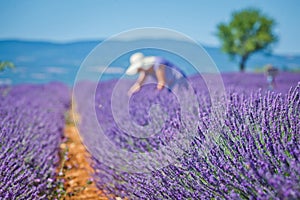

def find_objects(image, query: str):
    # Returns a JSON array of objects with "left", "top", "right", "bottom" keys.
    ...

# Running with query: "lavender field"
[
  {"left": 2, "top": 1, "right": 300, "bottom": 199},
  {"left": 0, "top": 72, "right": 299, "bottom": 199},
  {"left": 75, "top": 72, "right": 300, "bottom": 199},
  {"left": 0, "top": 83, "right": 70, "bottom": 199}
]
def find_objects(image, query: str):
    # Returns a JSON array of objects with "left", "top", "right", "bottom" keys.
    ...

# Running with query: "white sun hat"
[{"left": 125, "top": 52, "right": 156, "bottom": 75}]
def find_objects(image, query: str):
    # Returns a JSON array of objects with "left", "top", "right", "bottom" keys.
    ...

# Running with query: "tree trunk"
[{"left": 239, "top": 54, "right": 248, "bottom": 72}]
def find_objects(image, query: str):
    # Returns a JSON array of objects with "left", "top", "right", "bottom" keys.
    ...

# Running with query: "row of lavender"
[
  {"left": 0, "top": 83, "right": 70, "bottom": 199},
  {"left": 75, "top": 72, "right": 300, "bottom": 199}
]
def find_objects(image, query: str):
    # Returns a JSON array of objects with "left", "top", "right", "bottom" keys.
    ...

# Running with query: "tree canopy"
[
  {"left": 0, "top": 61, "right": 15, "bottom": 72},
  {"left": 217, "top": 8, "right": 278, "bottom": 71}
]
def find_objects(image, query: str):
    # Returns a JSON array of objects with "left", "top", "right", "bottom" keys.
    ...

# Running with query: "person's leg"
[
  {"left": 267, "top": 76, "right": 273, "bottom": 90},
  {"left": 272, "top": 78, "right": 276, "bottom": 89}
]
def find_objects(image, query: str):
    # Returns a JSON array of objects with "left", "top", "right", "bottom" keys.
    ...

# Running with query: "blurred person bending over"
[{"left": 126, "top": 52, "right": 188, "bottom": 96}]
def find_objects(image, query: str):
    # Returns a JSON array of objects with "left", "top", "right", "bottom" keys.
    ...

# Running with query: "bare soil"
[{"left": 58, "top": 118, "right": 109, "bottom": 200}]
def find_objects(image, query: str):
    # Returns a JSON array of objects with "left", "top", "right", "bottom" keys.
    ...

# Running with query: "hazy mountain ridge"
[
  {"left": 0, "top": 39, "right": 299, "bottom": 85},
  {"left": 1, "top": 39, "right": 299, "bottom": 70}
]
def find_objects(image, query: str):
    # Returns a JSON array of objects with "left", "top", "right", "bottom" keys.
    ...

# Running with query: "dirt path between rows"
[{"left": 57, "top": 110, "right": 110, "bottom": 200}]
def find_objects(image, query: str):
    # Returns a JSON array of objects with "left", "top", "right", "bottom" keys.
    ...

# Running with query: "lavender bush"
[
  {"left": 75, "top": 72, "right": 300, "bottom": 199},
  {"left": 0, "top": 83, "right": 70, "bottom": 199}
]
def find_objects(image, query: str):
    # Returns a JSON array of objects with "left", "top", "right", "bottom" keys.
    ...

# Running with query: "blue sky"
[{"left": 0, "top": 0, "right": 299, "bottom": 54}]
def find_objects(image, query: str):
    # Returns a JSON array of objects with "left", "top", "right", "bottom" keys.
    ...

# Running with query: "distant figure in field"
[
  {"left": 126, "top": 52, "right": 188, "bottom": 96},
  {"left": 265, "top": 64, "right": 279, "bottom": 90}
]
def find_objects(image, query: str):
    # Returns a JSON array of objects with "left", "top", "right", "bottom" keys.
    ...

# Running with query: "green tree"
[
  {"left": 0, "top": 61, "right": 15, "bottom": 72},
  {"left": 216, "top": 8, "right": 278, "bottom": 71}
]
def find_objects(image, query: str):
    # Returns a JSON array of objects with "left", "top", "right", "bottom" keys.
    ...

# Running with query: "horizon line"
[{"left": 0, "top": 38, "right": 299, "bottom": 56}]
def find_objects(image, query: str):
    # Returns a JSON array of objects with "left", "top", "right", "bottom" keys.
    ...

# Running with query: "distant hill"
[{"left": 0, "top": 39, "right": 299, "bottom": 85}]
